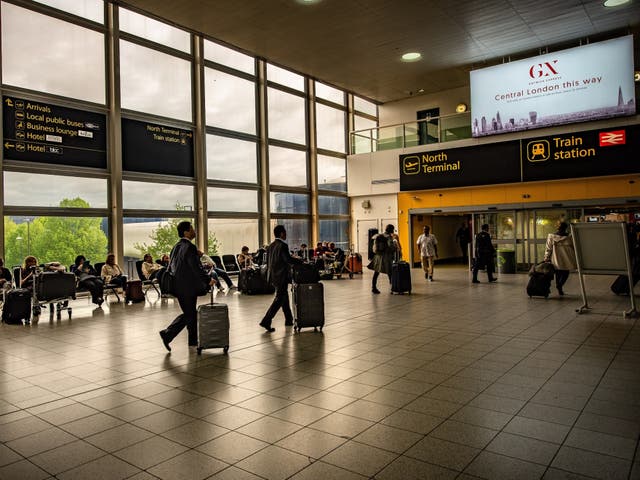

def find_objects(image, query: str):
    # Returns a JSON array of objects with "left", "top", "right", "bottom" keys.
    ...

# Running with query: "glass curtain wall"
[{"left": 0, "top": 1, "right": 379, "bottom": 265}]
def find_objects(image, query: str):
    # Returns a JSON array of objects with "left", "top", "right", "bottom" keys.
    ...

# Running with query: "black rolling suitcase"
[
  {"left": 238, "top": 268, "right": 274, "bottom": 295},
  {"left": 197, "top": 290, "right": 229, "bottom": 355},
  {"left": 292, "top": 263, "right": 320, "bottom": 284},
  {"left": 35, "top": 271, "right": 76, "bottom": 301},
  {"left": 292, "top": 283, "right": 324, "bottom": 332},
  {"left": 611, "top": 257, "right": 640, "bottom": 295},
  {"left": 2, "top": 289, "right": 32, "bottom": 324},
  {"left": 391, "top": 261, "right": 412, "bottom": 294},
  {"left": 527, "top": 263, "right": 554, "bottom": 298}
]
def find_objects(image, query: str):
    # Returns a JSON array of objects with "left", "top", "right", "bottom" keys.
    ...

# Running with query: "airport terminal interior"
[{"left": 1, "top": 0, "right": 640, "bottom": 479}]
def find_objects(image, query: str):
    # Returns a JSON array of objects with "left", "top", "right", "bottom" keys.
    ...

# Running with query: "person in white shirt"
[{"left": 416, "top": 225, "right": 438, "bottom": 281}]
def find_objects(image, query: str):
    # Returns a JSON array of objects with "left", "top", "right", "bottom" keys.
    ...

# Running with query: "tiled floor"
[{"left": 1, "top": 266, "right": 639, "bottom": 479}]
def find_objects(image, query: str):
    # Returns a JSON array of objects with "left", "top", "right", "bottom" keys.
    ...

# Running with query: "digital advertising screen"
[{"left": 470, "top": 36, "right": 635, "bottom": 137}]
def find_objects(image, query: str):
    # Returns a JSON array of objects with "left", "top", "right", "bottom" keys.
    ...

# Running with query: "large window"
[
  {"left": 316, "top": 82, "right": 344, "bottom": 105},
  {"left": 204, "top": 40, "right": 254, "bottom": 75},
  {"left": 270, "top": 192, "right": 309, "bottom": 214},
  {"left": 316, "top": 103, "right": 346, "bottom": 153},
  {"left": 120, "top": 40, "right": 192, "bottom": 121},
  {"left": 318, "top": 196, "right": 348, "bottom": 215},
  {"left": 122, "top": 181, "right": 194, "bottom": 210},
  {"left": 267, "top": 64, "right": 304, "bottom": 91},
  {"left": 205, "top": 68, "right": 256, "bottom": 134},
  {"left": 267, "top": 88, "right": 306, "bottom": 144},
  {"left": 4, "top": 172, "right": 107, "bottom": 209},
  {"left": 4, "top": 215, "right": 108, "bottom": 269},
  {"left": 206, "top": 135, "right": 257, "bottom": 183},
  {"left": 318, "top": 155, "right": 346, "bottom": 192},
  {"left": 1, "top": 2, "right": 105, "bottom": 104},
  {"left": 34, "top": 0, "right": 103, "bottom": 23},
  {"left": 354, "top": 96, "right": 377, "bottom": 116},
  {"left": 319, "top": 219, "right": 349, "bottom": 250},
  {"left": 268, "top": 146, "right": 307, "bottom": 188},
  {"left": 269, "top": 219, "right": 308, "bottom": 251},
  {"left": 208, "top": 218, "right": 259, "bottom": 255},
  {"left": 123, "top": 217, "right": 190, "bottom": 259},
  {"left": 208, "top": 187, "right": 258, "bottom": 213},
  {"left": 119, "top": 7, "right": 190, "bottom": 52}
]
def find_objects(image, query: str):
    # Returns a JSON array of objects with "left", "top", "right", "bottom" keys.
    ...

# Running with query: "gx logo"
[{"left": 529, "top": 60, "right": 559, "bottom": 79}]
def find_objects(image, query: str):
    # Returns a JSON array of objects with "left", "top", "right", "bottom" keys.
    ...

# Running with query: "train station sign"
[
  {"left": 400, "top": 123, "right": 640, "bottom": 191},
  {"left": 122, "top": 118, "right": 194, "bottom": 177},
  {"left": 521, "top": 124, "right": 640, "bottom": 182},
  {"left": 2, "top": 96, "right": 106, "bottom": 168}
]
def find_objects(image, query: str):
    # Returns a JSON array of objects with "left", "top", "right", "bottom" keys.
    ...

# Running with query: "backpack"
[{"left": 374, "top": 234, "right": 388, "bottom": 254}]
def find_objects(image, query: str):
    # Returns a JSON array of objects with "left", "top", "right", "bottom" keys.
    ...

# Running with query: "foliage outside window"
[{"left": 4, "top": 198, "right": 108, "bottom": 268}]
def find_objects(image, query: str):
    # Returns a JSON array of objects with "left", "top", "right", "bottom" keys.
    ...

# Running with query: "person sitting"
[
  {"left": 101, "top": 253, "right": 127, "bottom": 291},
  {"left": 328, "top": 242, "right": 345, "bottom": 266},
  {"left": 297, "top": 243, "right": 312, "bottom": 261},
  {"left": 199, "top": 252, "right": 234, "bottom": 291},
  {"left": 20, "top": 255, "right": 40, "bottom": 291},
  {"left": 314, "top": 242, "right": 324, "bottom": 258},
  {"left": 237, "top": 246, "right": 255, "bottom": 269},
  {"left": 254, "top": 246, "right": 267, "bottom": 265},
  {"left": 142, "top": 253, "right": 163, "bottom": 280},
  {"left": 73, "top": 255, "right": 104, "bottom": 306},
  {"left": 0, "top": 258, "right": 12, "bottom": 293},
  {"left": 157, "top": 254, "right": 170, "bottom": 268}
]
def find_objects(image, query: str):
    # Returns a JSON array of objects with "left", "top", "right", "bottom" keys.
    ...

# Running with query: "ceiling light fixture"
[
  {"left": 401, "top": 52, "right": 422, "bottom": 62},
  {"left": 603, "top": 0, "right": 629, "bottom": 6},
  {"left": 296, "top": 0, "right": 321, "bottom": 4},
  {"left": 635, "top": 71, "right": 640, "bottom": 82}
]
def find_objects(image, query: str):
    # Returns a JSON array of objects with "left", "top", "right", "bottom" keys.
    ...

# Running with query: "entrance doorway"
[{"left": 410, "top": 213, "right": 471, "bottom": 267}]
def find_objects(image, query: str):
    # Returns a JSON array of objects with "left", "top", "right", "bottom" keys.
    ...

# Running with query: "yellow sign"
[{"left": 402, "top": 156, "right": 420, "bottom": 175}]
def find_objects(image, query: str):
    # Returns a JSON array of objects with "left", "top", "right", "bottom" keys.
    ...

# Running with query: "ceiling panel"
[{"left": 117, "top": 0, "right": 640, "bottom": 103}]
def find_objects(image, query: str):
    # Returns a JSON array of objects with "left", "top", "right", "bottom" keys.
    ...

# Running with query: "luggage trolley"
[{"left": 32, "top": 269, "right": 76, "bottom": 321}]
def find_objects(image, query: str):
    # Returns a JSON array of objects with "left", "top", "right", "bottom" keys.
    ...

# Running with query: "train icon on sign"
[
  {"left": 402, "top": 156, "right": 421, "bottom": 175},
  {"left": 526, "top": 140, "right": 550, "bottom": 162}
]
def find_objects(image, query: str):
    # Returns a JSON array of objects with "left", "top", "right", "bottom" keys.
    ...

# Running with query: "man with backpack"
[{"left": 367, "top": 224, "right": 397, "bottom": 294}]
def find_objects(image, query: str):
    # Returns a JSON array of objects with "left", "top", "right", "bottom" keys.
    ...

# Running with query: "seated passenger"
[
  {"left": 329, "top": 242, "right": 345, "bottom": 263},
  {"left": 20, "top": 256, "right": 39, "bottom": 291},
  {"left": 314, "top": 242, "right": 324, "bottom": 258},
  {"left": 0, "top": 258, "right": 12, "bottom": 292},
  {"left": 297, "top": 243, "right": 312, "bottom": 261},
  {"left": 73, "top": 255, "right": 104, "bottom": 306},
  {"left": 199, "top": 252, "right": 234, "bottom": 290},
  {"left": 157, "top": 254, "right": 170, "bottom": 268},
  {"left": 237, "top": 246, "right": 255, "bottom": 269},
  {"left": 101, "top": 253, "right": 127, "bottom": 290},
  {"left": 142, "top": 253, "right": 162, "bottom": 280}
]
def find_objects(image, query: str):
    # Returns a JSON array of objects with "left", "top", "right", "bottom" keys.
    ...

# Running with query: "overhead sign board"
[
  {"left": 522, "top": 124, "right": 640, "bottom": 181},
  {"left": 399, "top": 141, "right": 521, "bottom": 191},
  {"left": 122, "top": 118, "right": 194, "bottom": 177},
  {"left": 2, "top": 96, "right": 106, "bottom": 168},
  {"left": 470, "top": 36, "right": 635, "bottom": 137}
]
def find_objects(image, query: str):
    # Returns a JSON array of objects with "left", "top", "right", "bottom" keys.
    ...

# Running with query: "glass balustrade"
[{"left": 350, "top": 112, "right": 471, "bottom": 154}]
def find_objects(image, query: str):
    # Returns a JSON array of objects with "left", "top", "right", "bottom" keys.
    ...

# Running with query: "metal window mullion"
[
  {"left": 257, "top": 59, "right": 270, "bottom": 245},
  {"left": 106, "top": 2, "right": 124, "bottom": 265},
  {"left": 193, "top": 34, "right": 208, "bottom": 250}
]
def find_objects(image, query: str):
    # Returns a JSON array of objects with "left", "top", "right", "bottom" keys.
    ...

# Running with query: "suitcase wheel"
[
  {"left": 197, "top": 348, "right": 202, "bottom": 355},
  {"left": 223, "top": 346, "right": 229, "bottom": 355}
]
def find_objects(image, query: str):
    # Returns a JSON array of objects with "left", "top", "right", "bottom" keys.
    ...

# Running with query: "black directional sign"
[
  {"left": 122, "top": 118, "right": 194, "bottom": 177},
  {"left": 2, "top": 96, "right": 107, "bottom": 168}
]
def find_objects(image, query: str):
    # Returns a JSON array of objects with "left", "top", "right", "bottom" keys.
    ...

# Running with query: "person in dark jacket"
[
  {"left": 159, "top": 221, "right": 215, "bottom": 351},
  {"left": 259, "top": 224, "right": 303, "bottom": 332},
  {"left": 472, "top": 223, "right": 497, "bottom": 283},
  {"left": 367, "top": 224, "right": 397, "bottom": 294},
  {"left": 72, "top": 255, "right": 104, "bottom": 306}
]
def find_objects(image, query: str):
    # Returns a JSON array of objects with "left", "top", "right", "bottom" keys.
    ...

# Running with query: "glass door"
[{"left": 531, "top": 208, "right": 582, "bottom": 264}]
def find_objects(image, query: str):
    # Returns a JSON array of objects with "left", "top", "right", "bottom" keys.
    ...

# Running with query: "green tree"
[
  {"left": 3, "top": 197, "right": 108, "bottom": 268},
  {"left": 133, "top": 207, "right": 220, "bottom": 259}
]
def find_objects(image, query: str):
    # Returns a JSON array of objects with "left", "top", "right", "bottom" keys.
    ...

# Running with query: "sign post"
[{"left": 571, "top": 222, "right": 637, "bottom": 317}]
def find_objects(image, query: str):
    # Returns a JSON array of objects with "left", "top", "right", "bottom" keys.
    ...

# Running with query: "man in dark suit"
[
  {"left": 159, "top": 221, "right": 215, "bottom": 351},
  {"left": 259, "top": 224, "right": 303, "bottom": 333}
]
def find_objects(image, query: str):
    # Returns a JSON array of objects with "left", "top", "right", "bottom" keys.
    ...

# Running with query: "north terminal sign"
[
  {"left": 2, "top": 96, "right": 106, "bottom": 168},
  {"left": 399, "top": 123, "right": 640, "bottom": 191},
  {"left": 122, "top": 118, "right": 194, "bottom": 177},
  {"left": 400, "top": 141, "right": 521, "bottom": 191}
]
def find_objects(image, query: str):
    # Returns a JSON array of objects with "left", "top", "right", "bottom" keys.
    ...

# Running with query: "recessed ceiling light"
[
  {"left": 635, "top": 71, "right": 640, "bottom": 82},
  {"left": 296, "top": 0, "right": 320, "bottom": 4},
  {"left": 603, "top": 0, "right": 629, "bottom": 6},
  {"left": 401, "top": 52, "right": 422, "bottom": 62}
]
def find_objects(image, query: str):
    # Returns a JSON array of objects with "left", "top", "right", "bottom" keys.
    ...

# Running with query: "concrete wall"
[{"left": 378, "top": 86, "right": 470, "bottom": 125}]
